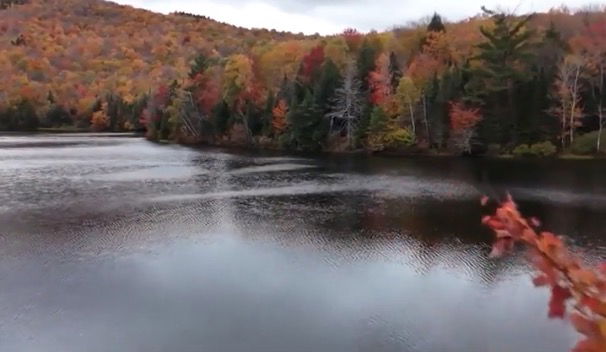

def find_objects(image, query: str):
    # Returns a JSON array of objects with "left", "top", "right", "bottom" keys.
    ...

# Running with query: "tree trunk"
[
  {"left": 347, "top": 119, "right": 353, "bottom": 149},
  {"left": 598, "top": 104, "right": 603, "bottom": 153},
  {"left": 507, "top": 79, "right": 517, "bottom": 145},
  {"left": 598, "top": 64, "right": 604, "bottom": 153},
  {"left": 569, "top": 64, "right": 581, "bottom": 146},
  {"left": 561, "top": 104, "right": 566, "bottom": 149},
  {"left": 408, "top": 101, "right": 416, "bottom": 136},
  {"left": 422, "top": 94, "right": 430, "bottom": 145}
]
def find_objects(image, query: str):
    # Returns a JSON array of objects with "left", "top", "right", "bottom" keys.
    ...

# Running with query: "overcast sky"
[{"left": 113, "top": 0, "right": 595, "bottom": 34}]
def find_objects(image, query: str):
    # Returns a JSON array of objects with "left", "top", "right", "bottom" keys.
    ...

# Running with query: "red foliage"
[
  {"left": 192, "top": 72, "right": 221, "bottom": 115},
  {"left": 407, "top": 53, "right": 441, "bottom": 86},
  {"left": 369, "top": 53, "right": 391, "bottom": 106},
  {"left": 139, "top": 85, "right": 169, "bottom": 127},
  {"left": 483, "top": 197, "right": 606, "bottom": 352},
  {"left": 300, "top": 45, "right": 325, "bottom": 83},
  {"left": 549, "top": 285, "right": 572, "bottom": 318},
  {"left": 449, "top": 101, "right": 482, "bottom": 132},
  {"left": 342, "top": 28, "right": 363, "bottom": 52},
  {"left": 153, "top": 85, "right": 170, "bottom": 110},
  {"left": 587, "top": 20, "right": 606, "bottom": 40}
]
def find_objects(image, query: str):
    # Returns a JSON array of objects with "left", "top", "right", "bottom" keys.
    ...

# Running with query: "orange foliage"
[
  {"left": 369, "top": 53, "right": 392, "bottom": 107},
  {"left": 271, "top": 99, "right": 288, "bottom": 133},
  {"left": 483, "top": 197, "right": 606, "bottom": 352},
  {"left": 90, "top": 110, "right": 109, "bottom": 131},
  {"left": 449, "top": 101, "right": 482, "bottom": 131}
]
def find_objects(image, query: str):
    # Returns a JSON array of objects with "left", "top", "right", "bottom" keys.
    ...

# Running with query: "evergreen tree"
[
  {"left": 427, "top": 13, "right": 446, "bottom": 33},
  {"left": 388, "top": 52, "right": 402, "bottom": 93},
  {"left": 45, "top": 104, "right": 71, "bottom": 128},
  {"left": 260, "top": 92, "right": 275, "bottom": 136},
  {"left": 1, "top": 100, "right": 39, "bottom": 131},
  {"left": 286, "top": 90, "right": 327, "bottom": 151},
  {"left": 314, "top": 59, "right": 342, "bottom": 113},
  {"left": 357, "top": 40, "right": 378, "bottom": 92},
  {"left": 212, "top": 100, "right": 231, "bottom": 135},
  {"left": 467, "top": 8, "right": 535, "bottom": 146}
]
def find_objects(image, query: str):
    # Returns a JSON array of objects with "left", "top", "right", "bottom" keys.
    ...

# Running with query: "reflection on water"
[{"left": 1, "top": 133, "right": 604, "bottom": 352}]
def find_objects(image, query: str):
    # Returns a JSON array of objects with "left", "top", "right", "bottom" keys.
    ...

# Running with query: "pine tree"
[
  {"left": 357, "top": 40, "right": 378, "bottom": 92},
  {"left": 314, "top": 59, "right": 342, "bottom": 113},
  {"left": 286, "top": 90, "right": 326, "bottom": 151},
  {"left": 388, "top": 52, "right": 402, "bottom": 93},
  {"left": 427, "top": 13, "right": 446, "bottom": 33},
  {"left": 467, "top": 8, "right": 535, "bottom": 146}
]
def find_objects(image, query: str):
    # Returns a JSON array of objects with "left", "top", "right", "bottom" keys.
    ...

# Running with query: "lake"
[{"left": 1, "top": 133, "right": 605, "bottom": 352}]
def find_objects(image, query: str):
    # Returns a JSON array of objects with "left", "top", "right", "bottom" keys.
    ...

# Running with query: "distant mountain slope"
[
  {"left": 0, "top": 0, "right": 309, "bottom": 113},
  {"left": 1, "top": 0, "right": 605, "bottom": 158}
]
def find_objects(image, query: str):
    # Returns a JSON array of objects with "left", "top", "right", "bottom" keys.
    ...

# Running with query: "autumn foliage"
[
  {"left": 1, "top": 0, "right": 606, "bottom": 156},
  {"left": 272, "top": 99, "right": 288, "bottom": 133},
  {"left": 483, "top": 197, "right": 606, "bottom": 352},
  {"left": 369, "top": 53, "right": 393, "bottom": 107},
  {"left": 300, "top": 45, "right": 325, "bottom": 83},
  {"left": 448, "top": 101, "right": 482, "bottom": 153},
  {"left": 342, "top": 28, "right": 363, "bottom": 52},
  {"left": 449, "top": 101, "right": 482, "bottom": 132}
]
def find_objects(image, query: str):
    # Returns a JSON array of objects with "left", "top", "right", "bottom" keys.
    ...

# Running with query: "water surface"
[{"left": 1, "top": 133, "right": 605, "bottom": 352}]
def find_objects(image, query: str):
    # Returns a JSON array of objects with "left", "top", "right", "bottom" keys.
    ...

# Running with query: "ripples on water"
[{"left": 1, "top": 133, "right": 605, "bottom": 352}]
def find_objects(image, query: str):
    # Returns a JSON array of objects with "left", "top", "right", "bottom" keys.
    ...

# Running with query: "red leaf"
[
  {"left": 548, "top": 285, "right": 571, "bottom": 319},
  {"left": 581, "top": 296, "right": 606, "bottom": 316},
  {"left": 572, "top": 339, "right": 602, "bottom": 352},
  {"left": 570, "top": 313, "right": 599, "bottom": 336},
  {"left": 532, "top": 274, "right": 551, "bottom": 287}
]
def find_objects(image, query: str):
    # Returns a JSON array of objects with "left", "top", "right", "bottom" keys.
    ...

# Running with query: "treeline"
[
  {"left": 2, "top": 0, "right": 606, "bottom": 156},
  {"left": 141, "top": 8, "right": 606, "bottom": 155}
]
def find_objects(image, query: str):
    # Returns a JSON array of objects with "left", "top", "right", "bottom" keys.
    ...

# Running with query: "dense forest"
[{"left": 1, "top": 0, "right": 606, "bottom": 156}]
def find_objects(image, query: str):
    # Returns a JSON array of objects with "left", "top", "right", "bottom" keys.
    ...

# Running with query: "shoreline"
[{"left": 2, "top": 130, "right": 604, "bottom": 160}]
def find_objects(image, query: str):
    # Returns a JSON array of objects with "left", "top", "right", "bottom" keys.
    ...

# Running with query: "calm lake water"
[{"left": 1, "top": 134, "right": 605, "bottom": 352}]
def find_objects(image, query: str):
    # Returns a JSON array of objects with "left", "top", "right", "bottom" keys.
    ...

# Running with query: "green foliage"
[
  {"left": 388, "top": 52, "right": 402, "bottom": 92},
  {"left": 368, "top": 106, "right": 388, "bottom": 134},
  {"left": 529, "top": 141, "right": 557, "bottom": 157},
  {"left": 314, "top": 59, "right": 342, "bottom": 111},
  {"left": 366, "top": 107, "right": 414, "bottom": 151},
  {"left": 357, "top": 40, "right": 378, "bottom": 91},
  {"left": 570, "top": 131, "right": 606, "bottom": 155},
  {"left": 189, "top": 54, "right": 209, "bottom": 78},
  {"left": 0, "top": 99, "right": 39, "bottom": 131},
  {"left": 212, "top": 100, "right": 231, "bottom": 135},
  {"left": 467, "top": 9, "right": 536, "bottom": 145},
  {"left": 512, "top": 144, "right": 531, "bottom": 157},
  {"left": 285, "top": 91, "right": 327, "bottom": 151},
  {"left": 383, "top": 127, "right": 415, "bottom": 149},
  {"left": 513, "top": 141, "right": 556, "bottom": 157},
  {"left": 44, "top": 104, "right": 71, "bottom": 127},
  {"left": 354, "top": 102, "right": 372, "bottom": 146}
]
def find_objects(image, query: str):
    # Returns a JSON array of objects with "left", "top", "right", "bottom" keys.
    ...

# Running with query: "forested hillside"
[{"left": 1, "top": 0, "right": 605, "bottom": 156}]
